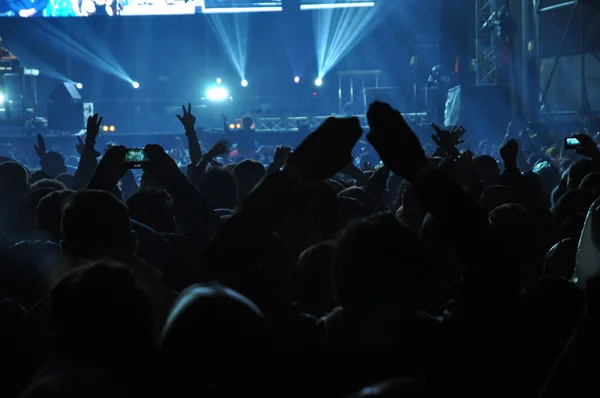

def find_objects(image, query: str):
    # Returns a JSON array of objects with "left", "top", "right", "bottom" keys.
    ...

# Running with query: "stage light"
[
  {"left": 132, "top": 81, "right": 140, "bottom": 89},
  {"left": 216, "top": 78, "right": 222, "bottom": 84},
  {"left": 294, "top": 76, "right": 300, "bottom": 83},
  {"left": 300, "top": 1, "right": 374, "bottom": 10},
  {"left": 109, "top": 125, "right": 115, "bottom": 132},
  {"left": 0, "top": 93, "right": 4, "bottom": 103},
  {"left": 75, "top": 82, "right": 83, "bottom": 89},
  {"left": 102, "top": 125, "right": 109, "bottom": 132},
  {"left": 229, "top": 123, "right": 235, "bottom": 129},
  {"left": 315, "top": 78, "right": 323, "bottom": 87},
  {"left": 241, "top": 79, "right": 248, "bottom": 87},
  {"left": 206, "top": 87, "right": 229, "bottom": 101},
  {"left": 236, "top": 123, "right": 241, "bottom": 129}
]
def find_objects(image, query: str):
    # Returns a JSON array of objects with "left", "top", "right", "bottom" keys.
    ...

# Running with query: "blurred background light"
[{"left": 206, "top": 86, "right": 229, "bottom": 101}]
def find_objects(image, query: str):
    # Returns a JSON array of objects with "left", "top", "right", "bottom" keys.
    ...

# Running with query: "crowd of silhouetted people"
[{"left": 2, "top": 101, "right": 600, "bottom": 397}]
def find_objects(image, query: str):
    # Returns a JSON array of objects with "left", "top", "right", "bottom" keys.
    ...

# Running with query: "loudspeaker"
[
  {"left": 445, "top": 85, "right": 511, "bottom": 142},
  {"left": 49, "top": 82, "right": 81, "bottom": 103}
]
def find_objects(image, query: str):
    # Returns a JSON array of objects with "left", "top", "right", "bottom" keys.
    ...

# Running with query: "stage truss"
[
  {"left": 253, "top": 113, "right": 429, "bottom": 132},
  {"left": 476, "top": 0, "right": 503, "bottom": 85}
]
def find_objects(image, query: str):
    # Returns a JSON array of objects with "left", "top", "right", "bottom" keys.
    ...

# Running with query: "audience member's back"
[{"left": 159, "top": 283, "right": 270, "bottom": 396}]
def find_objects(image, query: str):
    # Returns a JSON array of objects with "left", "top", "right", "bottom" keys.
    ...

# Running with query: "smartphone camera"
[
  {"left": 564, "top": 137, "right": 582, "bottom": 150},
  {"left": 124, "top": 148, "right": 149, "bottom": 169}
]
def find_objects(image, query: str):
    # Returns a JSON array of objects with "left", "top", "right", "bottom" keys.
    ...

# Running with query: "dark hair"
[
  {"left": 37, "top": 190, "right": 75, "bottom": 239},
  {"left": 30, "top": 178, "right": 67, "bottom": 192},
  {"left": 199, "top": 167, "right": 238, "bottom": 210},
  {"left": 334, "top": 212, "right": 426, "bottom": 312},
  {"left": 61, "top": 190, "right": 134, "bottom": 259},
  {"left": 126, "top": 188, "right": 175, "bottom": 233},
  {"left": 51, "top": 262, "right": 153, "bottom": 368}
]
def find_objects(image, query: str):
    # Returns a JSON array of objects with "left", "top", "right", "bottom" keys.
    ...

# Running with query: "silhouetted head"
[
  {"left": 126, "top": 188, "right": 175, "bottom": 233},
  {"left": 480, "top": 185, "right": 516, "bottom": 214},
  {"left": 233, "top": 159, "right": 265, "bottom": 201},
  {"left": 0, "top": 161, "right": 28, "bottom": 202},
  {"left": 553, "top": 189, "right": 594, "bottom": 231},
  {"left": 55, "top": 173, "right": 74, "bottom": 189},
  {"left": 241, "top": 114, "right": 253, "bottom": 129},
  {"left": 159, "top": 283, "right": 269, "bottom": 396},
  {"left": 339, "top": 186, "right": 375, "bottom": 215},
  {"left": 0, "top": 161, "right": 29, "bottom": 233},
  {"left": 30, "top": 178, "right": 66, "bottom": 192},
  {"left": 293, "top": 241, "right": 336, "bottom": 316},
  {"left": 489, "top": 203, "right": 539, "bottom": 272},
  {"left": 567, "top": 159, "right": 596, "bottom": 190},
  {"left": 199, "top": 166, "right": 238, "bottom": 210},
  {"left": 61, "top": 190, "right": 136, "bottom": 260},
  {"left": 544, "top": 238, "right": 577, "bottom": 279},
  {"left": 473, "top": 155, "right": 500, "bottom": 188},
  {"left": 333, "top": 213, "right": 426, "bottom": 314},
  {"left": 50, "top": 262, "right": 154, "bottom": 373},
  {"left": 533, "top": 160, "right": 561, "bottom": 196},
  {"left": 579, "top": 172, "right": 600, "bottom": 197},
  {"left": 41, "top": 151, "right": 67, "bottom": 178},
  {"left": 37, "top": 190, "right": 75, "bottom": 242}
]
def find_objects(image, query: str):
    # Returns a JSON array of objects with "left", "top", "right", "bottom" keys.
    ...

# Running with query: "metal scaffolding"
[
  {"left": 535, "top": 0, "right": 599, "bottom": 120},
  {"left": 476, "top": 0, "right": 499, "bottom": 84}
]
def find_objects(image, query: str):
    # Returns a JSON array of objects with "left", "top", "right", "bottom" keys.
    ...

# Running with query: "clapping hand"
[
  {"left": 33, "top": 133, "right": 46, "bottom": 159},
  {"left": 431, "top": 123, "right": 466, "bottom": 158},
  {"left": 176, "top": 103, "right": 196, "bottom": 134},
  {"left": 86, "top": 113, "right": 103, "bottom": 142},
  {"left": 143, "top": 144, "right": 184, "bottom": 186},
  {"left": 500, "top": 139, "right": 519, "bottom": 169},
  {"left": 206, "top": 139, "right": 230, "bottom": 160},
  {"left": 366, "top": 101, "right": 426, "bottom": 180},
  {"left": 271, "top": 146, "right": 292, "bottom": 169},
  {"left": 285, "top": 116, "right": 363, "bottom": 182},
  {"left": 89, "top": 145, "right": 127, "bottom": 189}
]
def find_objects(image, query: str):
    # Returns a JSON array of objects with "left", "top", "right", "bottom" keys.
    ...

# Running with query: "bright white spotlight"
[
  {"left": 300, "top": 2, "right": 374, "bottom": 10},
  {"left": 75, "top": 82, "right": 83, "bottom": 90},
  {"left": 315, "top": 78, "right": 323, "bottom": 87},
  {"left": 206, "top": 87, "right": 229, "bottom": 101},
  {"left": 0, "top": 93, "right": 4, "bottom": 104},
  {"left": 294, "top": 76, "right": 300, "bottom": 83},
  {"left": 132, "top": 81, "right": 140, "bottom": 89},
  {"left": 216, "top": 78, "right": 222, "bottom": 84},
  {"left": 241, "top": 79, "right": 248, "bottom": 87}
]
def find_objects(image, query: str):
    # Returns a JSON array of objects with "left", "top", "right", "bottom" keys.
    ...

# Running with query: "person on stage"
[
  {"left": 222, "top": 114, "right": 256, "bottom": 160},
  {"left": 6, "top": 0, "right": 48, "bottom": 16}
]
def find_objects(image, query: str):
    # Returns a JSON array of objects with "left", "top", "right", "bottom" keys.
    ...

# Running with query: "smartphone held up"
[
  {"left": 564, "top": 137, "right": 582, "bottom": 150},
  {"left": 123, "top": 148, "right": 149, "bottom": 169}
]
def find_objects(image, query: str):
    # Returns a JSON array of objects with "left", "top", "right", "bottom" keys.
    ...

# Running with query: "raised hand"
[
  {"left": 206, "top": 139, "right": 230, "bottom": 159},
  {"left": 366, "top": 101, "right": 426, "bottom": 180},
  {"left": 500, "top": 139, "right": 519, "bottom": 168},
  {"left": 431, "top": 123, "right": 466, "bottom": 154},
  {"left": 143, "top": 144, "right": 183, "bottom": 185},
  {"left": 574, "top": 134, "right": 600, "bottom": 161},
  {"left": 33, "top": 133, "right": 46, "bottom": 159},
  {"left": 176, "top": 103, "right": 196, "bottom": 134},
  {"left": 272, "top": 146, "right": 291, "bottom": 167},
  {"left": 285, "top": 116, "right": 363, "bottom": 182},
  {"left": 88, "top": 145, "right": 127, "bottom": 190},
  {"left": 86, "top": 113, "right": 103, "bottom": 142},
  {"left": 76, "top": 135, "right": 85, "bottom": 156}
]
